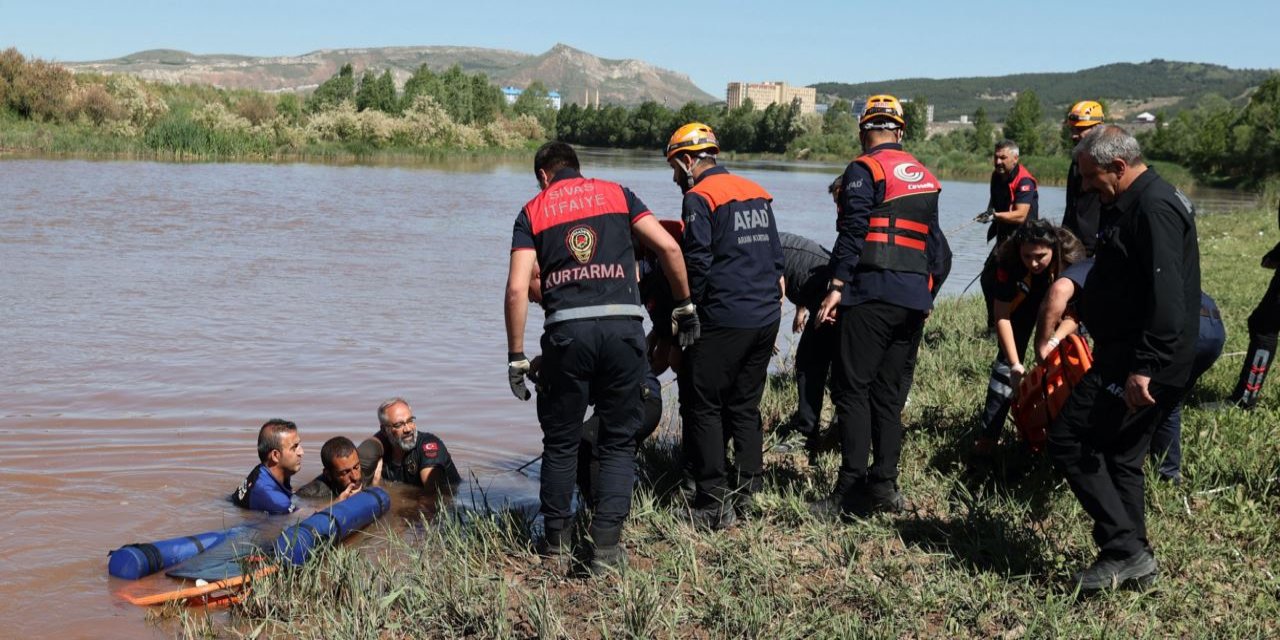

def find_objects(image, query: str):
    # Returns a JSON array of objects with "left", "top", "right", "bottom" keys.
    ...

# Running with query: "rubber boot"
[
  {"left": 536, "top": 522, "right": 573, "bottom": 574},
  {"left": 1230, "top": 335, "right": 1275, "bottom": 410},
  {"left": 587, "top": 525, "right": 627, "bottom": 576}
]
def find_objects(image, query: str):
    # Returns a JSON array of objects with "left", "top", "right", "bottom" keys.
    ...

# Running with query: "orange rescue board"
[
  {"left": 118, "top": 562, "right": 276, "bottom": 607},
  {"left": 1011, "top": 334, "right": 1093, "bottom": 452}
]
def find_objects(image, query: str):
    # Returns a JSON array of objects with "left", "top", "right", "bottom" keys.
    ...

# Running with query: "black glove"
[
  {"left": 508, "top": 352, "right": 532, "bottom": 401},
  {"left": 671, "top": 299, "right": 700, "bottom": 348},
  {"left": 974, "top": 209, "right": 995, "bottom": 224}
]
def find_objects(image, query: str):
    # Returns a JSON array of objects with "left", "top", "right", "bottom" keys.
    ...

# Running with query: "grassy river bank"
[{"left": 163, "top": 205, "right": 1278, "bottom": 639}]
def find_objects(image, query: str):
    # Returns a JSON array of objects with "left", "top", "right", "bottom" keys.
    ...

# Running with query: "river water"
[{"left": 0, "top": 152, "right": 1251, "bottom": 637}]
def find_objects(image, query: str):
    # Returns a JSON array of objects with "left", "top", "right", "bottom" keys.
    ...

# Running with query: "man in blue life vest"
[
  {"left": 505, "top": 141, "right": 697, "bottom": 575},
  {"left": 231, "top": 418, "right": 303, "bottom": 514},
  {"left": 1063, "top": 100, "right": 1106, "bottom": 256},
  {"left": 813, "top": 95, "right": 947, "bottom": 518},
  {"left": 666, "top": 122, "right": 785, "bottom": 531},
  {"left": 979, "top": 139, "right": 1040, "bottom": 328}
]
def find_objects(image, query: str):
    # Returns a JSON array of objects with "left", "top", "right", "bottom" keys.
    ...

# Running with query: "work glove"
[
  {"left": 671, "top": 299, "right": 701, "bottom": 348},
  {"left": 974, "top": 209, "right": 995, "bottom": 224},
  {"left": 508, "top": 352, "right": 532, "bottom": 401}
]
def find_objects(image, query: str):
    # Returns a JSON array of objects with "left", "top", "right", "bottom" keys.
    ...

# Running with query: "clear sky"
[{"left": 2, "top": 0, "right": 1277, "bottom": 93}]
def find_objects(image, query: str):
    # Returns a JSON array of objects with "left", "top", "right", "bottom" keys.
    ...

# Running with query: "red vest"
[
  {"left": 855, "top": 148, "right": 940, "bottom": 274},
  {"left": 1005, "top": 164, "right": 1038, "bottom": 211}
]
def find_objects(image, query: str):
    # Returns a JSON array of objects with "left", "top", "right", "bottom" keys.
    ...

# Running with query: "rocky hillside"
[{"left": 65, "top": 44, "right": 717, "bottom": 107}]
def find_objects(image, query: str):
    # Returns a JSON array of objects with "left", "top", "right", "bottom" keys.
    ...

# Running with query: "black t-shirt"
[
  {"left": 992, "top": 263, "right": 1053, "bottom": 327},
  {"left": 364, "top": 431, "right": 462, "bottom": 487},
  {"left": 987, "top": 166, "right": 1039, "bottom": 243}
]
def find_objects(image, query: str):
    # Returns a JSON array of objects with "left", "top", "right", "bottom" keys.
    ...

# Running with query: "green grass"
[{"left": 164, "top": 207, "right": 1279, "bottom": 639}]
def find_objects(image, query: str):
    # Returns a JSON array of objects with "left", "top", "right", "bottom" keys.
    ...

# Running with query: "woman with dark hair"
[{"left": 974, "top": 220, "right": 1086, "bottom": 457}]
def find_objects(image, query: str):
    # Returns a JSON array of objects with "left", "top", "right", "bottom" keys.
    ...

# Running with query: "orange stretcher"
[{"left": 1010, "top": 334, "right": 1093, "bottom": 453}]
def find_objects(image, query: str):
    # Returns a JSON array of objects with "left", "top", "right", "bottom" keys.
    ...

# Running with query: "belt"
[
  {"left": 1200, "top": 306, "right": 1221, "bottom": 320},
  {"left": 544, "top": 304, "right": 645, "bottom": 326}
]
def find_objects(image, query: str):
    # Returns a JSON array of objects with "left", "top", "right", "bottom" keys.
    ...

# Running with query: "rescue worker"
[
  {"left": 231, "top": 418, "right": 303, "bottom": 514},
  {"left": 1049, "top": 125, "right": 1200, "bottom": 592},
  {"left": 771, "top": 231, "right": 835, "bottom": 459},
  {"left": 813, "top": 95, "right": 947, "bottom": 517},
  {"left": 1228, "top": 200, "right": 1280, "bottom": 409},
  {"left": 1037, "top": 259, "right": 1225, "bottom": 484},
  {"left": 979, "top": 139, "right": 1040, "bottom": 328},
  {"left": 974, "top": 220, "right": 1085, "bottom": 458},
  {"left": 667, "top": 122, "right": 784, "bottom": 530},
  {"left": 359, "top": 397, "right": 462, "bottom": 488},
  {"left": 504, "top": 141, "right": 697, "bottom": 574},
  {"left": 1063, "top": 100, "right": 1106, "bottom": 256}
]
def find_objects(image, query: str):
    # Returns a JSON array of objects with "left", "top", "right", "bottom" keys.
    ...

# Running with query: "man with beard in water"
[{"left": 358, "top": 397, "right": 461, "bottom": 490}]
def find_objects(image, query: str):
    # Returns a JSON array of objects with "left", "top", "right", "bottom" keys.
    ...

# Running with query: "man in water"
[
  {"left": 358, "top": 397, "right": 461, "bottom": 489},
  {"left": 297, "top": 436, "right": 372, "bottom": 501},
  {"left": 231, "top": 418, "right": 303, "bottom": 514}
]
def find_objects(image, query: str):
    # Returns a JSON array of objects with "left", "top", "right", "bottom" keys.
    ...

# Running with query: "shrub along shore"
[{"left": 161, "top": 205, "right": 1279, "bottom": 638}]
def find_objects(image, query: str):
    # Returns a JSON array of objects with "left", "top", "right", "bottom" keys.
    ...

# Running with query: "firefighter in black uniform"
[
  {"left": 813, "top": 95, "right": 948, "bottom": 517},
  {"left": 1048, "top": 125, "right": 1200, "bottom": 592},
  {"left": 667, "top": 122, "right": 784, "bottom": 530},
  {"left": 504, "top": 142, "right": 698, "bottom": 575},
  {"left": 1229, "top": 200, "right": 1280, "bottom": 409},
  {"left": 1063, "top": 100, "right": 1106, "bottom": 256},
  {"left": 979, "top": 139, "right": 1040, "bottom": 328},
  {"left": 772, "top": 231, "right": 835, "bottom": 458}
]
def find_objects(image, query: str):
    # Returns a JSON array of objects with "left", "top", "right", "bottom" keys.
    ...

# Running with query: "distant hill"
[
  {"left": 813, "top": 60, "right": 1277, "bottom": 121},
  {"left": 64, "top": 44, "right": 718, "bottom": 107}
]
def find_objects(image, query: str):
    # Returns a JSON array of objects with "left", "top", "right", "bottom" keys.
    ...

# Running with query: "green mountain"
[
  {"left": 813, "top": 60, "right": 1276, "bottom": 121},
  {"left": 65, "top": 44, "right": 717, "bottom": 107}
]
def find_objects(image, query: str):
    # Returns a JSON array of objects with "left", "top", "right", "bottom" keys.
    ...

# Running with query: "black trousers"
[
  {"left": 793, "top": 309, "right": 839, "bottom": 436},
  {"left": 680, "top": 322, "right": 779, "bottom": 507},
  {"left": 1047, "top": 364, "right": 1181, "bottom": 557},
  {"left": 536, "top": 318, "right": 646, "bottom": 533},
  {"left": 1231, "top": 267, "right": 1280, "bottom": 406},
  {"left": 979, "top": 310, "right": 1036, "bottom": 439},
  {"left": 577, "top": 389, "right": 663, "bottom": 510},
  {"left": 830, "top": 301, "right": 926, "bottom": 497}
]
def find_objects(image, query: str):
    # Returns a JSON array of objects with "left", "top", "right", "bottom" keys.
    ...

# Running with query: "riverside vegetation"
[{"left": 162, "top": 204, "right": 1279, "bottom": 638}]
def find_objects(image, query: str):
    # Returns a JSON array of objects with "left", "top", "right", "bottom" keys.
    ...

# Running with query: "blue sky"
[{"left": 2, "top": 0, "right": 1277, "bottom": 93}]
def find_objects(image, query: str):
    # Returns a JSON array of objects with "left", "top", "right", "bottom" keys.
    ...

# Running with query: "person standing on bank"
[
  {"left": 813, "top": 95, "right": 947, "bottom": 518},
  {"left": 667, "top": 122, "right": 784, "bottom": 530},
  {"left": 505, "top": 141, "right": 697, "bottom": 574},
  {"left": 979, "top": 140, "right": 1040, "bottom": 328},
  {"left": 1049, "top": 125, "right": 1200, "bottom": 592},
  {"left": 1063, "top": 100, "right": 1106, "bottom": 256},
  {"left": 1227, "top": 200, "right": 1280, "bottom": 409},
  {"left": 771, "top": 230, "right": 837, "bottom": 459}
]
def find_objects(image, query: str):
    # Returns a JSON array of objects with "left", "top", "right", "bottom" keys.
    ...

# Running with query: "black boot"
[
  {"left": 587, "top": 525, "right": 627, "bottom": 576},
  {"left": 1230, "top": 335, "right": 1275, "bottom": 410},
  {"left": 536, "top": 521, "right": 573, "bottom": 574}
]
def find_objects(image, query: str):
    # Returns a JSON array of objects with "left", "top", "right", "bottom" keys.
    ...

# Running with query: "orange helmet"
[
  {"left": 1065, "top": 100, "right": 1104, "bottom": 128},
  {"left": 860, "top": 94, "right": 905, "bottom": 129},
  {"left": 665, "top": 122, "right": 720, "bottom": 160}
]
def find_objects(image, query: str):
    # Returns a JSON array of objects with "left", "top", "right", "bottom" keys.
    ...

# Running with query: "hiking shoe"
[
  {"left": 973, "top": 436, "right": 998, "bottom": 458},
  {"left": 771, "top": 430, "right": 811, "bottom": 454},
  {"left": 536, "top": 527, "right": 573, "bottom": 573},
  {"left": 1074, "top": 550, "right": 1158, "bottom": 592},
  {"left": 807, "top": 495, "right": 845, "bottom": 521}
]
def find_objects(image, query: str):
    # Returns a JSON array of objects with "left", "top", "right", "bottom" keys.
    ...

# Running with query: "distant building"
[
  {"left": 501, "top": 86, "right": 562, "bottom": 110},
  {"left": 726, "top": 82, "right": 816, "bottom": 114},
  {"left": 1134, "top": 111, "right": 1156, "bottom": 123}
]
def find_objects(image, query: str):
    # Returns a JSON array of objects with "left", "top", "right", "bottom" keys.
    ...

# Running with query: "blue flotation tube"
[
  {"left": 272, "top": 487, "right": 391, "bottom": 565},
  {"left": 108, "top": 528, "right": 240, "bottom": 580}
]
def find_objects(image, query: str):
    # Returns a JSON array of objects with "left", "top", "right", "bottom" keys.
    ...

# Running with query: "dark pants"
[
  {"left": 793, "top": 309, "right": 838, "bottom": 437},
  {"left": 536, "top": 318, "right": 646, "bottom": 534},
  {"left": 1149, "top": 308, "right": 1226, "bottom": 478},
  {"left": 577, "top": 389, "right": 663, "bottom": 510},
  {"left": 680, "top": 322, "right": 779, "bottom": 507},
  {"left": 830, "top": 301, "right": 926, "bottom": 497},
  {"left": 1048, "top": 364, "right": 1181, "bottom": 558},
  {"left": 1231, "top": 268, "right": 1280, "bottom": 406},
  {"left": 980, "top": 252, "right": 998, "bottom": 329},
  {"left": 979, "top": 310, "right": 1036, "bottom": 440}
]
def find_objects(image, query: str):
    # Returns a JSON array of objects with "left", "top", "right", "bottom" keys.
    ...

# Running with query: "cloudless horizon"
[{"left": 2, "top": 0, "right": 1277, "bottom": 94}]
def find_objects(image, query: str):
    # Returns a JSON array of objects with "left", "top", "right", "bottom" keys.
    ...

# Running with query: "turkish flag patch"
[
  {"left": 1019, "top": 184, "right": 1031, "bottom": 192},
  {"left": 423, "top": 441, "right": 439, "bottom": 456}
]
